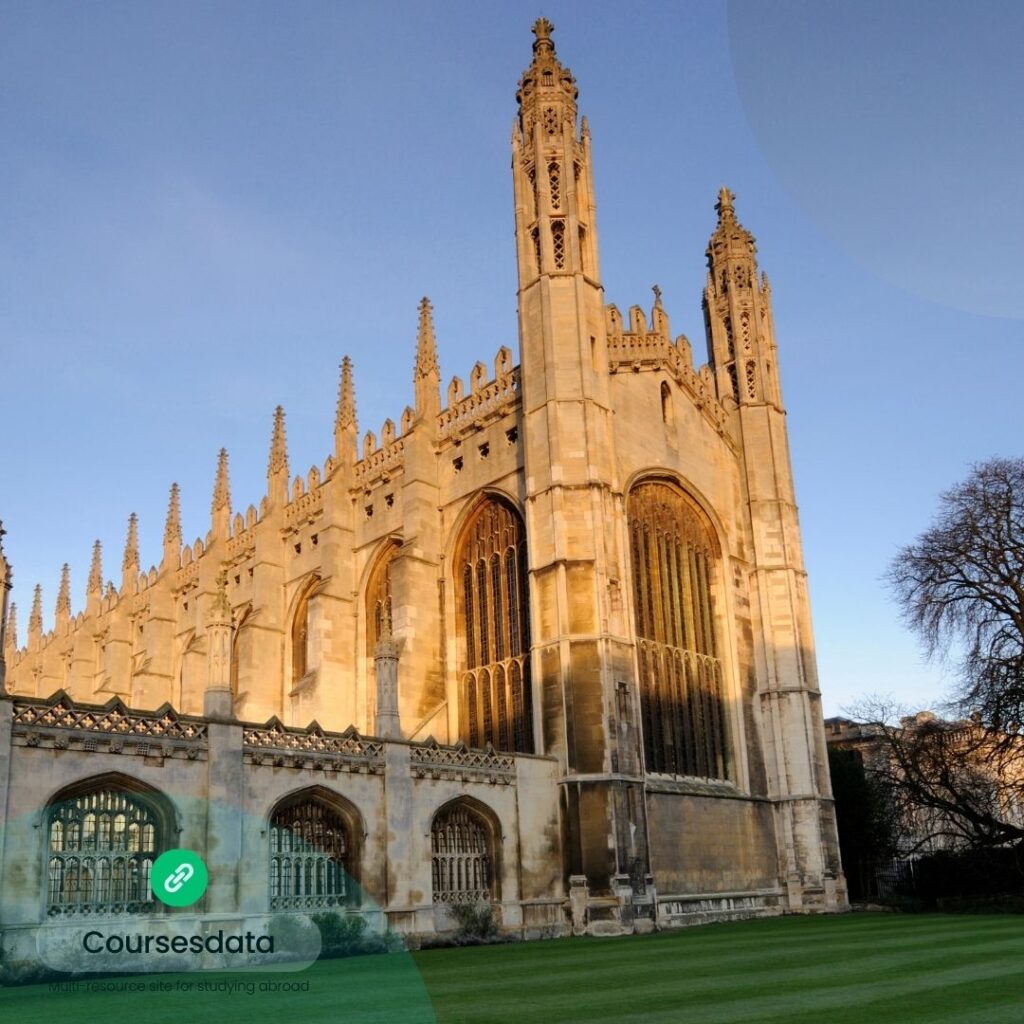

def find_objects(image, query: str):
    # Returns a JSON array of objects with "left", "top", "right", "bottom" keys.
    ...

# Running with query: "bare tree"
[
  {"left": 849, "top": 697, "right": 1024, "bottom": 854},
  {"left": 887, "top": 457, "right": 1024, "bottom": 734},
  {"left": 850, "top": 458, "right": 1024, "bottom": 854}
]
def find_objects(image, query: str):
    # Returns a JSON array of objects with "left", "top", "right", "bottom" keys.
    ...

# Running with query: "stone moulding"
[
  {"left": 241, "top": 717, "right": 385, "bottom": 773},
  {"left": 437, "top": 367, "right": 520, "bottom": 443},
  {"left": 409, "top": 737, "right": 516, "bottom": 784},
  {"left": 10, "top": 691, "right": 208, "bottom": 759}
]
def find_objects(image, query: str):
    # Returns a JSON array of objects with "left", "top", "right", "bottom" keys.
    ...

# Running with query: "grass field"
[{"left": 2, "top": 913, "right": 1023, "bottom": 1024}]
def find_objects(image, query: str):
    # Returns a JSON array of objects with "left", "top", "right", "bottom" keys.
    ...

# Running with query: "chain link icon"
[
  {"left": 152, "top": 850, "right": 207, "bottom": 906},
  {"left": 163, "top": 862, "right": 196, "bottom": 894}
]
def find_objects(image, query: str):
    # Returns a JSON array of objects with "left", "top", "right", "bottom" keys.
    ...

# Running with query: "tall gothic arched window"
[
  {"left": 269, "top": 793, "right": 356, "bottom": 911},
  {"left": 291, "top": 576, "right": 319, "bottom": 683},
  {"left": 456, "top": 497, "right": 532, "bottom": 752},
  {"left": 627, "top": 481, "right": 729, "bottom": 780},
  {"left": 45, "top": 781, "right": 167, "bottom": 915},
  {"left": 431, "top": 802, "right": 493, "bottom": 904}
]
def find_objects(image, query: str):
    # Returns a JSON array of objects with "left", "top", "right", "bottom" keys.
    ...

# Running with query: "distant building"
[{"left": 0, "top": 21, "right": 845, "bottom": 963}]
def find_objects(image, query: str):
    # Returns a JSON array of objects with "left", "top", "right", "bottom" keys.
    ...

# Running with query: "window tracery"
[
  {"left": 269, "top": 797, "right": 351, "bottom": 911},
  {"left": 46, "top": 787, "right": 161, "bottom": 915},
  {"left": 627, "top": 482, "right": 729, "bottom": 779},
  {"left": 431, "top": 803, "right": 492, "bottom": 904},
  {"left": 456, "top": 498, "right": 533, "bottom": 752}
]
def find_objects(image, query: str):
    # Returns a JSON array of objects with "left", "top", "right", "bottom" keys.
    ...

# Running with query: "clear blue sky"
[{"left": 1, "top": 1, "right": 1020, "bottom": 716}]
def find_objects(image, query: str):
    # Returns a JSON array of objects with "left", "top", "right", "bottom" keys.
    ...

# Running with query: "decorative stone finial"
[
  {"left": 336, "top": 356, "right": 357, "bottom": 432},
  {"left": 268, "top": 405, "right": 289, "bottom": 478},
  {"left": 716, "top": 186, "right": 736, "bottom": 222},
  {"left": 29, "top": 583, "right": 43, "bottom": 639},
  {"left": 415, "top": 297, "right": 440, "bottom": 381},
  {"left": 56, "top": 563, "right": 71, "bottom": 618},
  {"left": 652, "top": 284, "right": 663, "bottom": 308},
  {"left": 164, "top": 482, "right": 182, "bottom": 546},
  {"left": 122, "top": 513, "right": 140, "bottom": 576},
  {"left": 532, "top": 17, "right": 555, "bottom": 52},
  {"left": 88, "top": 540, "right": 103, "bottom": 595},
  {"left": 212, "top": 448, "right": 231, "bottom": 515}
]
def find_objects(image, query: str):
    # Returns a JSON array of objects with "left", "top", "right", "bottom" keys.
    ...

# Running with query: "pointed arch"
[
  {"left": 626, "top": 479, "right": 730, "bottom": 780},
  {"left": 43, "top": 774, "right": 175, "bottom": 915},
  {"left": 453, "top": 494, "right": 532, "bottom": 753},
  {"left": 430, "top": 797, "right": 501, "bottom": 904},
  {"left": 365, "top": 538, "right": 402, "bottom": 655},
  {"left": 267, "top": 786, "right": 363, "bottom": 910},
  {"left": 230, "top": 602, "right": 252, "bottom": 698},
  {"left": 291, "top": 574, "right": 321, "bottom": 684}
]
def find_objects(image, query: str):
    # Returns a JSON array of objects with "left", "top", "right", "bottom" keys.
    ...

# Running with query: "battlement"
[{"left": 604, "top": 302, "right": 735, "bottom": 447}]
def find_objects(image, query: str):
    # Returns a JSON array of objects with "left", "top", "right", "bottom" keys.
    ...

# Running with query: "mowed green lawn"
[{"left": 2, "top": 913, "right": 1023, "bottom": 1024}]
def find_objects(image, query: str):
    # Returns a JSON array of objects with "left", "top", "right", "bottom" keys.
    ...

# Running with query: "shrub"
[{"left": 448, "top": 902, "right": 499, "bottom": 942}]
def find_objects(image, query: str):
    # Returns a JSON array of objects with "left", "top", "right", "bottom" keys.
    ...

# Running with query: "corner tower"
[
  {"left": 704, "top": 190, "right": 844, "bottom": 909},
  {"left": 513, "top": 21, "right": 645, "bottom": 894}
]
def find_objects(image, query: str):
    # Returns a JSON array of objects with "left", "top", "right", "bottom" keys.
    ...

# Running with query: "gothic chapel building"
[{"left": 0, "top": 22, "right": 846, "bottom": 954}]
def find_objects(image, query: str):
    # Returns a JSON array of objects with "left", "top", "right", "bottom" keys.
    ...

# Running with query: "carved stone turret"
[{"left": 204, "top": 571, "right": 235, "bottom": 721}]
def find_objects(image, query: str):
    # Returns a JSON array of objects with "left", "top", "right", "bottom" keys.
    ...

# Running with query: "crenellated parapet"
[
  {"left": 605, "top": 300, "right": 736, "bottom": 449},
  {"left": 438, "top": 346, "right": 519, "bottom": 444},
  {"left": 355, "top": 434, "right": 406, "bottom": 489}
]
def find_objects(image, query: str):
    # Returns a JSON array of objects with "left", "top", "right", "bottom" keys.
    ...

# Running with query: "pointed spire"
[
  {"left": 269, "top": 406, "right": 288, "bottom": 476},
  {"left": 413, "top": 298, "right": 442, "bottom": 420},
  {"left": 212, "top": 448, "right": 231, "bottom": 515},
  {"left": 336, "top": 357, "right": 357, "bottom": 431},
  {"left": 708, "top": 185, "right": 756, "bottom": 266},
  {"left": 4, "top": 601, "right": 16, "bottom": 654},
  {"left": 210, "top": 449, "right": 232, "bottom": 541},
  {"left": 518, "top": 18, "right": 577, "bottom": 126},
  {"left": 267, "top": 405, "right": 290, "bottom": 506},
  {"left": 29, "top": 583, "right": 43, "bottom": 641},
  {"left": 55, "top": 563, "right": 71, "bottom": 627},
  {"left": 88, "top": 540, "right": 103, "bottom": 595},
  {"left": 121, "top": 512, "right": 140, "bottom": 593},
  {"left": 415, "top": 297, "right": 440, "bottom": 381},
  {"left": 163, "top": 482, "right": 182, "bottom": 569}
]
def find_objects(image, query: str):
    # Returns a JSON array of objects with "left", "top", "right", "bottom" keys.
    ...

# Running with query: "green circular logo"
[{"left": 151, "top": 849, "right": 208, "bottom": 907}]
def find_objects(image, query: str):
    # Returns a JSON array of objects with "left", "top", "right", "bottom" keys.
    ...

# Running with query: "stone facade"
[{"left": 0, "top": 21, "right": 846, "bottom": 959}]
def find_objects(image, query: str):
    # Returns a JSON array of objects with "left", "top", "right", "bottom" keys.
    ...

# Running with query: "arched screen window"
[
  {"left": 46, "top": 786, "right": 162, "bottom": 915},
  {"left": 269, "top": 796, "right": 353, "bottom": 911},
  {"left": 627, "top": 481, "right": 729, "bottom": 779},
  {"left": 456, "top": 497, "right": 532, "bottom": 753},
  {"left": 431, "top": 803, "right": 492, "bottom": 904}
]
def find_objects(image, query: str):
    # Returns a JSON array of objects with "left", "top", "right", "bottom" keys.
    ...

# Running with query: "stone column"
[{"left": 374, "top": 639, "right": 401, "bottom": 739}]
